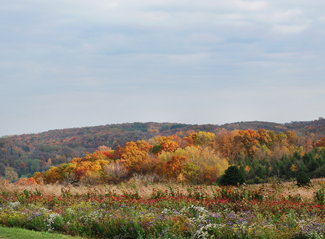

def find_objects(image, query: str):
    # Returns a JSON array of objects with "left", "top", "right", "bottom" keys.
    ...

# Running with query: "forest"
[{"left": 1, "top": 119, "right": 325, "bottom": 184}]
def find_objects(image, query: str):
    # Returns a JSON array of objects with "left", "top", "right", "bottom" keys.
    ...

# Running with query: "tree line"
[{"left": 5, "top": 128, "right": 324, "bottom": 185}]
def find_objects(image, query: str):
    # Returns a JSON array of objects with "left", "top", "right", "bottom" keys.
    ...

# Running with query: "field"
[
  {"left": 1, "top": 178, "right": 325, "bottom": 238},
  {"left": 0, "top": 225, "right": 84, "bottom": 239}
]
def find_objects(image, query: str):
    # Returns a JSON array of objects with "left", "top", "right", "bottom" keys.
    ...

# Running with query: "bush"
[
  {"left": 310, "top": 166, "right": 325, "bottom": 178},
  {"left": 218, "top": 166, "right": 245, "bottom": 186},
  {"left": 297, "top": 170, "right": 311, "bottom": 187},
  {"left": 103, "top": 162, "right": 128, "bottom": 179},
  {"left": 246, "top": 179, "right": 254, "bottom": 185},
  {"left": 254, "top": 176, "right": 261, "bottom": 184}
]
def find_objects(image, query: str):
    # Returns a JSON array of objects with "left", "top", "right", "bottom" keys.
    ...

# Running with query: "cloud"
[
  {"left": 272, "top": 24, "right": 309, "bottom": 34},
  {"left": 167, "top": 53, "right": 210, "bottom": 65},
  {"left": 319, "top": 16, "right": 325, "bottom": 23},
  {"left": 1, "top": 0, "right": 325, "bottom": 135},
  {"left": 139, "top": 11, "right": 172, "bottom": 21},
  {"left": 232, "top": 0, "right": 267, "bottom": 11},
  {"left": 272, "top": 9, "right": 302, "bottom": 22}
]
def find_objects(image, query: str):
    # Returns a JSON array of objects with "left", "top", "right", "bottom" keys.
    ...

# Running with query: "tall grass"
[{"left": 1, "top": 176, "right": 324, "bottom": 201}]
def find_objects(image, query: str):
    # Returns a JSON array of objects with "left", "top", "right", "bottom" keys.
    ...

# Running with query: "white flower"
[{"left": 44, "top": 213, "right": 60, "bottom": 232}]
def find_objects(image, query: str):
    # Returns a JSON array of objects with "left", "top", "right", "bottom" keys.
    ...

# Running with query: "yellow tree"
[
  {"left": 258, "top": 129, "right": 272, "bottom": 147},
  {"left": 5, "top": 167, "right": 18, "bottom": 182},
  {"left": 183, "top": 131, "right": 215, "bottom": 147},
  {"left": 291, "top": 164, "right": 297, "bottom": 177},
  {"left": 286, "top": 131, "right": 299, "bottom": 146},
  {"left": 159, "top": 146, "right": 228, "bottom": 184},
  {"left": 151, "top": 135, "right": 180, "bottom": 154},
  {"left": 119, "top": 140, "right": 153, "bottom": 173},
  {"left": 238, "top": 130, "right": 260, "bottom": 158}
]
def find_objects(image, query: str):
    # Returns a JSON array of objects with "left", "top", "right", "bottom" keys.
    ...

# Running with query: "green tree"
[
  {"left": 297, "top": 169, "right": 311, "bottom": 187},
  {"left": 255, "top": 164, "right": 266, "bottom": 179},
  {"left": 218, "top": 166, "right": 245, "bottom": 186},
  {"left": 25, "top": 158, "right": 41, "bottom": 175}
]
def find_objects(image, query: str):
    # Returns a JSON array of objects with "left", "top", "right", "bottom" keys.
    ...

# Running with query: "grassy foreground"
[
  {"left": 1, "top": 179, "right": 325, "bottom": 238},
  {"left": 0, "top": 225, "right": 83, "bottom": 239}
]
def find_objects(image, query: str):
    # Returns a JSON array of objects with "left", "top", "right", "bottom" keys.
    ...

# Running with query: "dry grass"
[{"left": 1, "top": 177, "right": 324, "bottom": 201}]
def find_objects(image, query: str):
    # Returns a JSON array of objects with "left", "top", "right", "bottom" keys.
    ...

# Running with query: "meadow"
[{"left": 1, "top": 177, "right": 325, "bottom": 238}]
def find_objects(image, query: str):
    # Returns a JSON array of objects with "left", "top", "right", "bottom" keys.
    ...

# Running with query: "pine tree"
[
  {"left": 297, "top": 170, "right": 311, "bottom": 187},
  {"left": 218, "top": 166, "right": 245, "bottom": 186}
]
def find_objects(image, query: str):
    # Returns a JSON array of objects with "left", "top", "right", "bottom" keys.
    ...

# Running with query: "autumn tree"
[
  {"left": 33, "top": 172, "right": 44, "bottom": 184},
  {"left": 119, "top": 140, "right": 153, "bottom": 174},
  {"left": 15, "top": 177, "right": 36, "bottom": 186},
  {"left": 237, "top": 130, "right": 260, "bottom": 159},
  {"left": 46, "top": 158, "right": 52, "bottom": 166},
  {"left": 96, "top": 145, "right": 112, "bottom": 152},
  {"left": 258, "top": 129, "right": 273, "bottom": 147},
  {"left": 300, "top": 136, "right": 314, "bottom": 152},
  {"left": 276, "top": 132, "right": 288, "bottom": 146},
  {"left": 183, "top": 131, "right": 215, "bottom": 147},
  {"left": 164, "top": 155, "right": 187, "bottom": 178},
  {"left": 214, "top": 130, "right": 241, "bottom": 163},
  {"left": 43, "top": 151, "right": 111, "bottom": 184},
  {"left": 286, "top": 131, "right": 299, "bottom": 146},
  {"left": 160, "top": 140, "right": 179, "bottom": 153},
  {"left": 159, "top": 146, "right": 228, "bottom": 184},
  {"left": 150, "top": 135, "right": 180, "bottom": 154},
  {"left": 5, "top": 167, "right": 18, "bottom": 182},
  {"left": 19, "top": 162, "right": 26, "bottom": 170},
  {"left": 315, "top": 137, "right": 325, "bottom": 148},
  {"left": 112, "top": 146, "right": 124, "bottom": 160}
]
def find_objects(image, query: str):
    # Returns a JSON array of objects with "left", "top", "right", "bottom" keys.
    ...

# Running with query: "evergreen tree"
[
  {"left": 297, "top": 169, "right": 311, "bottom": 187},
  {"left": 218, "top": 166, "right": 245, "bottom": 186}
]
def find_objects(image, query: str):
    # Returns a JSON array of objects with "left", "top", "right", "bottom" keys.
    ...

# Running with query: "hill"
[{"left": 1, "top": 119, "right": 325, "bottom": 177}]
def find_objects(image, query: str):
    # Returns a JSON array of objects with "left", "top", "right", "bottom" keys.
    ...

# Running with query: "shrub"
[
  {"left": 315, "top": 187, "right": 325, "bottom": 205},
  {"left": 15, "top": 178, "right": 37, "bottom": 186},
  {"left": 80, "top": 171, "right": 101, "bottom": 185},
  {"left": 103, "top": 162, "right": 128, "bottom": 179},
  {"left": 218, "top": 166, "right": 245, "bottom": 186},
  {"left": 309, "top": 166, "right": 325, "bottom": 178},
  {"left": 254, "top": 176, "right": 261, "bottom": 184},
  {"left": 296, "top": 170, "right": 311, "bottom": 187}
]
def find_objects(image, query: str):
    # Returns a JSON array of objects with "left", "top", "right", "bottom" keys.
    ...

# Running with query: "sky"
[{"left": 1, "top": 0, "right": 325, "bottom": 136}]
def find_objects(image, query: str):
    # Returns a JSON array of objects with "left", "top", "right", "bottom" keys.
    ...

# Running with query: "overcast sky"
[{"left": 1, "top": 0, "right": 325, "bottom": 136}]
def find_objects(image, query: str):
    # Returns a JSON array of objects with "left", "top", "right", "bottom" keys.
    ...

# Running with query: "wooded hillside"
[{"left": 1, "top": 119, "right": 325, "bottom": 178}]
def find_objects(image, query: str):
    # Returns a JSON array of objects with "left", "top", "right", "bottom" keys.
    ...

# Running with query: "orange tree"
[
  {"left": 118, "top": 140, "right": 153, "bottom": 174},
  {"left": 238, "top": 130, "right": 260, "bottom": 159}
]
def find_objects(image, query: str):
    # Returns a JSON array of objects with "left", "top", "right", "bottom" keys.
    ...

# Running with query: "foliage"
[
  {"left": 183, "top": 131, "right": 215, "bottom": 147},
  {"left": 1, "top": 119, "right": 325, "bottom": 181},
  {"left": 119, "top": 140, "right": 152, "bottom": 174},
  {"left": 15, "top": 177, "right": 37, "bottom": 186},
  {"left": 296, "top": 170, "right": 311, "bottom": 187},
  {"left": 218, "top": 166, "right": 245, "bottom": 186},
  {"left": 5, "top": 122, "right": 325, "bottom": 186},
  {"left": 314, "top": 186, "right": 325, "bottom": 205},
  {"left": 237, "top": 129, "right": 260, "bottom": 158},
  {"left": 158, "top": 146, "right": 228, "bottom": 184},
  {"left": 4, "top": 167, "right": 18, "bottom": 182}
]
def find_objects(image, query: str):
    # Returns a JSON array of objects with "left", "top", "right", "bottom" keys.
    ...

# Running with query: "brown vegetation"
[{"left": 1, "top": 176, "right": 324, "bottom": 202}]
